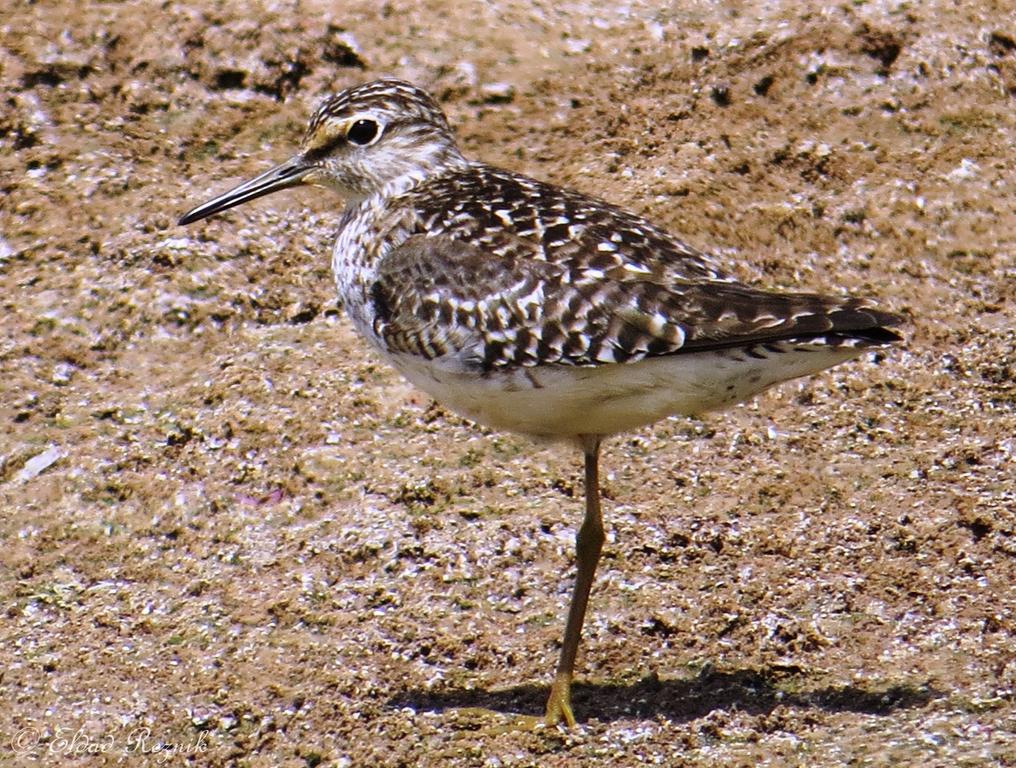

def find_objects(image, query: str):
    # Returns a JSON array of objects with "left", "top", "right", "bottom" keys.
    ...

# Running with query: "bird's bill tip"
[{"left": 178, "top": 156, "right": 313, "bottom": 226}]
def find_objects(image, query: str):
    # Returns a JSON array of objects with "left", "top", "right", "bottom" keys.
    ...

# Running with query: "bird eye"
[{"left": 346, "top": 119, "right": 380, "bottom": 146}]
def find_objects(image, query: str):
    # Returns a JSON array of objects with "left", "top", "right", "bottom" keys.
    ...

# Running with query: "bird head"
[{"left": 179, "top": 78, "right": 466, "bottom": 225}]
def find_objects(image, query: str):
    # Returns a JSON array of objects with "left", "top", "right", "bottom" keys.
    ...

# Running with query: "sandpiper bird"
[{"left": 179, "top": 78, "right": 902, "bottom": 726}]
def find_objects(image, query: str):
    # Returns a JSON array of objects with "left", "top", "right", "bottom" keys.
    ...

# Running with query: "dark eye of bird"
[{"left": 346, "top": 119, "right": 379, "bottom": 146}]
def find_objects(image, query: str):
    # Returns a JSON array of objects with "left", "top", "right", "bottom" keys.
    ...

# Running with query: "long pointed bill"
[{"left": 178, "top": 155, "right": 313, "bottom": 225}]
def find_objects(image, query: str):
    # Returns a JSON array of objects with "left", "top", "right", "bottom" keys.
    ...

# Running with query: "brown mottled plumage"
[{"left": 179, "top": 78, "right": 902, "bottom": 727}]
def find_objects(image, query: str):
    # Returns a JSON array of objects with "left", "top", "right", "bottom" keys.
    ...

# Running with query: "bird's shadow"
[{"left": 390, "top": 665, "right": 939, "bottom": 724}]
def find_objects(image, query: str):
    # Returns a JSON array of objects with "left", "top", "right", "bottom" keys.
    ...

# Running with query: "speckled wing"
[
  {"left": 370, "top": 234, "right": 565, "bottom": 369},
  {"left": 370, "top": 232, "right": 901, "bottom": 373},
  {"left": 411, "top": 165, "right": 739, "bottom": 287}
]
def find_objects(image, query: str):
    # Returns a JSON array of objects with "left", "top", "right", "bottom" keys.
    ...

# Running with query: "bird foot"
[
  {"left": 543, "top": 673, "right": 577, "bottom": 727},
  {"left": 443, "top": 675, "right": 577, "bottom": 735}
]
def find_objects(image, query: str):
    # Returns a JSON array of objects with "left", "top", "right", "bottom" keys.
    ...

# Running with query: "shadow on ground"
[{"left": 390, "top": 665, "right": 940, "bottom": 723}]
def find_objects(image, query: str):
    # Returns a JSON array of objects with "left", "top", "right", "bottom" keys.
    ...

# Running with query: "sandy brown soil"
[{"left": 2, "top": 1, "right": 1014, "bottom": 765}]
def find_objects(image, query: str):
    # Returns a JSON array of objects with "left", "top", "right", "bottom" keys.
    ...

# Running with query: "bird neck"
[{"left": 375, "top": 142, "right": 469, "bottom": 200}]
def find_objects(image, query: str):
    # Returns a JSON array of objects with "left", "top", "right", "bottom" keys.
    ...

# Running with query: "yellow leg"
[{"left": 544, "top": 436, "right": 604, "bottom": 726}]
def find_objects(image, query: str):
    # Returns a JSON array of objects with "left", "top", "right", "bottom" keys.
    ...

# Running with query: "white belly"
[{"left": 382, "top": 343, "right": 863, "bottom": 438}]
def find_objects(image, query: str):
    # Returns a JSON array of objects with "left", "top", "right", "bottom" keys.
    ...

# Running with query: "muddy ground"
[{"left": 1, "top": 1, "right": 1014, "bottom": 766}]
